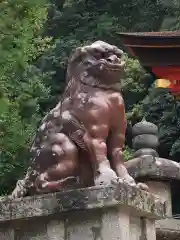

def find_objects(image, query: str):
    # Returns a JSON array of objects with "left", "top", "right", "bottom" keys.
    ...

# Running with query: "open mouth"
[
  {"left": 98, "top": 58, "right": 125, "bottom": 71},
  {"left": 90, "top": 49, "right": 125, "bottom": 72}
]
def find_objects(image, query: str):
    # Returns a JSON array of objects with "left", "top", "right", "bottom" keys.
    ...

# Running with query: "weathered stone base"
[
  {"left": 156, "top": 229, "right": 180, "bottom": 240},
  {"left": 156, "top": 219, "right": 180, "bottom": 240},
  {"left": 0, "top": 210, "right": 158, "bottom": 240},
  {"left": 0, "top": 182, "right": 167, "bottom": 240}
]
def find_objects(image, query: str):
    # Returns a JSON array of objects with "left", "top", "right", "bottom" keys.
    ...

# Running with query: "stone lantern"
[{"left": 132, "top": 118, "right": 159, "bottom": 159}]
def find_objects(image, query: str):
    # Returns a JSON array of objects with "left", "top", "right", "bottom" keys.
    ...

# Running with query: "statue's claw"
[{"left": 111, "top": 177, "right": 149, "bottom": 192}]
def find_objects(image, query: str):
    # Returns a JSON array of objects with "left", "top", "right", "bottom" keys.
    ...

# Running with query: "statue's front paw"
[
  {"left": 94, "top": 168, "right": 117, "bottom": 186},
  {"left": 122, "top": 174, "right": 136, "bottom": 186},
  {"left": 112, "top": 176, "right": 149, "bottom": 192},
  {"left": 111, "top": 174, "right": 136, "bottom": 187}
]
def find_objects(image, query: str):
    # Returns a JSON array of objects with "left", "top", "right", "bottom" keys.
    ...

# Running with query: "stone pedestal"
[
  {"left": 125, "top": 155, "right": 180, "bottom": 239},
  {"left": 0, "top": 182, "right": 166, "bottom": 240},
  {"left": 145, "top": 181, "right": 172, "bottom": 216}
]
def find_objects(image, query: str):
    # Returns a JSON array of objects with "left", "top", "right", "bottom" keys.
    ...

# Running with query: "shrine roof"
[{"left": 118, "top": 31, "right": 180, "bottom": 38}]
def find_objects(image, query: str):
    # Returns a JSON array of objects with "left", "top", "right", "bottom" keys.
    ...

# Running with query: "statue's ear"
[
  {"left": 66, "top": 47, "right": 83, "bottom": 83},
  {"left": 69, "top": 47, "right": 85, "bottom": 64},
  {"left": 112, "top": 46, "right": 124, "bottom": 57}
]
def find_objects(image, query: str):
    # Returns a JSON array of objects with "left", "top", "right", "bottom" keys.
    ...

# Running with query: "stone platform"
[{"left": 0, "top": 182, "right": 167, "bottom": 239}]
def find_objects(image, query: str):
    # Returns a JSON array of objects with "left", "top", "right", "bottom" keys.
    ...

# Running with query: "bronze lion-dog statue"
[{"left": 11, "top": 41, "right": 148, "bottom": 199}]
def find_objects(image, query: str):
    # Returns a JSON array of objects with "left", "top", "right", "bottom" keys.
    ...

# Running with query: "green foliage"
[
  {"left": 142, "top": 87, "right": 180, "bottom": 160},
  {"left": 123, "top": 146, "right": 134, "bottom": 161},
  {"left": 173, "top": 0, "right": 180, "bottom": 30},
  {"left": 122, "top": 57, "right": 153, "bottom": 113},
  {"left": 0, "top": 0, "right": 49, "bottom": 93},
  {"left": 0, "top": 105, "right": 37, "bottom": 194},
  {"left": 160, "top": 0, "right": 180, "bottom": 30},
  {"left": 0, "top": 0, "right": 51, "bottom": 194}
]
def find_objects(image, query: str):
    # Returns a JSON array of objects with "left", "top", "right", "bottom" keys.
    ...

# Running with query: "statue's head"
[{"left": 67, "top": 41, "right": 125, "bottom": 84}]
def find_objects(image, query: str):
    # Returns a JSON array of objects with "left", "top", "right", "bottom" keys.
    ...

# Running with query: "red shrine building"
[{"left": 119, "top": 31, "right": 180, "bottom": 99}]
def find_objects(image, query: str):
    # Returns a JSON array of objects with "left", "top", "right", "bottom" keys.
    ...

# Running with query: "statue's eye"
[
  {"left": 94, "top": 52, "right": 102, "bottom": 60},
  {"left": 84, "top": 60, "right": 92, "bottom": 66},
  {"left": 94, "top": 52, "right": 108, "bottom": 60},
  {"left": 101, "top": 52, "right": 106, "bottom": 59}
]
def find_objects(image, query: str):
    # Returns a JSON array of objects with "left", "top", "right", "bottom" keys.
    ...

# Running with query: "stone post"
[
  {"left": 125, "top": 119, "right": 180, "bottom": 239},
  {"left": 125, "top": 155, "right": 180, "bottom": 239},
  {"left": 0, "top": 182, "right": 166, "bottom": 240},
  {"left": 127, "top": 119, "right": 174, "bottom": 217},
  {"left": 125, "top": 120, "right": 180, "bottom": 239}
]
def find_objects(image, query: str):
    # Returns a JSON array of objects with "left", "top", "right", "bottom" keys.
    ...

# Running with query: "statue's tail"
[{"left": 10, "top": 167, "right": 38, "bottom": 199}]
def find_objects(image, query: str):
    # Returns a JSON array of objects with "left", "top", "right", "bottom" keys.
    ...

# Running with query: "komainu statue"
[{"left": 11, "top": 41, "right": 146, "bottom": 199}]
